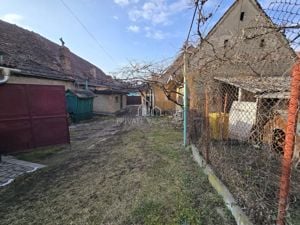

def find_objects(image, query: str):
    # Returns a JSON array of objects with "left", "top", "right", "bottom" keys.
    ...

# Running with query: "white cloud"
[
  {"left": 113, "top": 15, "right": 119, "bottom": 20},
  {"left": 128, "top": 25, "right": 140, "bottom": 32},
  {"left": 114, "top": 0, "right": 129, "bottom": 6},
  {"left": 128, "top": 0, "right": 191, "bottom": 25},
  {"left": 0, "top": 13, "right": 32, "bottom": 30},
  {"left": 114, "top": 0, "right": 139, "bottom": 7},
  {"left": 144, "top": 27, "right": 166, "bottom": 40},
  {"left": 0, "top": 13, "right": 23, "bottom": 24},
  {"left": 169, "top": 0, "right": 191, "bottom": 13}
]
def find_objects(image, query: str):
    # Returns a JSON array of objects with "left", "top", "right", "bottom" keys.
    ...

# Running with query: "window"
[
  {"left": 224, "top": 39, "right": 229, "bottom": 48},
  {"left": 240, "top": 12, "right": 245, "bottom": 21},
  {"left": 115, "top": 96, "right": 119, "bottom": 103},
  {"left": 260, "top": 39, "right": 265, "bottom": 48}
]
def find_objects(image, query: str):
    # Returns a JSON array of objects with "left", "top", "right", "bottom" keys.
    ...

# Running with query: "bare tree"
[{"left": 114, "top": 60, "right": 184, "bottom": 107}]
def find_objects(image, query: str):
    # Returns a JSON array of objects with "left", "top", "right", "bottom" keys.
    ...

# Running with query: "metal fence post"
[
  {"left": 205, "top": 88, "right": 210, "bottom": 162},
  {"left": 277, "top": 60, "right": 300, "bottom": 225}
]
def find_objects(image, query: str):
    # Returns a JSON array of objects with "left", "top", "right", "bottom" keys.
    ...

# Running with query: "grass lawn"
[{"left": 0, "top": 118, "right": 235, "bottom": 225}]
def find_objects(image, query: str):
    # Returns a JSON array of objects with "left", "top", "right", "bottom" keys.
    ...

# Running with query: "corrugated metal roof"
[
  {"left": 214, "top": 76, "right": 291, "bottom": 94},
  {"left": 67, "top": 89, "right": 95, "bottom": 98},
  {"left": 256, "top": 92, "right": 290, "bottom": 99}
]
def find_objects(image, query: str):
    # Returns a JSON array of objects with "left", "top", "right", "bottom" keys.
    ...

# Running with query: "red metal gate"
[{"left": 0, "top": 84, "right": 70, "bottom": 153}]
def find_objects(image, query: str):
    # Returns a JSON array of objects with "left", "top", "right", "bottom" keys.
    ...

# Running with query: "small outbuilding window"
[
  {"left": 224, "top": 39, "right": 229, "bottom": 48},
  {"left": 115, "top": 96, "right": 119, "bottom": 103},
  {"left": 240, "top": 12, "right": 245, "bottom": 21},
  {"left": 260, "top": 39, "right": 265, "bottom": 48}
]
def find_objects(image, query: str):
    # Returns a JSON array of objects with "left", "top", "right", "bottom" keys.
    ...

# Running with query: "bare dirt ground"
[{"left": 0, "top": 117, "right": 235, "bottom": 225}]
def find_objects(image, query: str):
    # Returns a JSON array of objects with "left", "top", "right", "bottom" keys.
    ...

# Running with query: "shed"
[
  {"left": 213, "top": 76, "right": 291, "bottom": 142},
  {"left": 93, "top": 89, "right": 128, "bottom": 115},
  {"left": 66, "top": 89, "right": 95, "bottom": 122}
]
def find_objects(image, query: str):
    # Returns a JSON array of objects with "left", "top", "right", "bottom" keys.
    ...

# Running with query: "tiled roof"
[{"left": 0, "top": 20, "right": 112, "bottom": 84}]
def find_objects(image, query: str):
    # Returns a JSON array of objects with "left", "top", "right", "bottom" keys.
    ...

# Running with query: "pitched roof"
[
  {"left": 194, "top": 0, "right": 296, "bottom": 57},
  {"left": 0, "top": 20, "right": 113, "bottom": 84}
]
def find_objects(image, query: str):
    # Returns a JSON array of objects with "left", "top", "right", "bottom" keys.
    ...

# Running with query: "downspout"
[
  {"left": 85, "top": 80, "right": 88, "bottom": 90},
  {"left": 0, "top": 67, "right": 11, "bottom": 84},
  {"left": 0, "top": 67, "right": 21, "bottom": 85}
]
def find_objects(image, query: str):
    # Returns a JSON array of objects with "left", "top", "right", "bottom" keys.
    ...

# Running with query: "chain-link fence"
[
  {"left": 190, "top": 75, "right": 300, "bottom": 224},
  {"left": 186, "top": 0, "right": 300, "bottom": 224}
]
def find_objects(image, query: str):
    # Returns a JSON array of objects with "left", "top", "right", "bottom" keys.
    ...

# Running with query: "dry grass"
[
  {"left": 199, "top": 141, "right": 300, "bottom": 225},
  {"left": 0, "top": 118, "right": 235, "bottom": 225}
]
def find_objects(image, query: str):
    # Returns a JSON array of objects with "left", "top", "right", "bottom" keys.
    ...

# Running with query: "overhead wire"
[
  {"left": 202, "top": 0, "right": 226, "bottom": 36},
  {"left": 59, "top": 0, "right": 117, "bottom": 64},
  {"left": 185, "top": 0, "right": 199, "bottom": 44}
]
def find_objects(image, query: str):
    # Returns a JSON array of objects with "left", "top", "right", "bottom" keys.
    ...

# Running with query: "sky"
[{"left": 0, "top": 0, "right": 276, "bottom": 75}]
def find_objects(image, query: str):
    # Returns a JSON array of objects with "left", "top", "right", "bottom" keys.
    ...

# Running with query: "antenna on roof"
[{"left": 59, "top": 37, "right": 65, "bottom": 46}]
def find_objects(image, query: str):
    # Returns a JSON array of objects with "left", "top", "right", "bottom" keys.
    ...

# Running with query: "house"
[
  {"left": 185, "top": 0, "right": 296, "bottom": 143},
  {"left": 137, "top": 80, "right": 175, "bottom": 116},
  {"left": 0, "top": 20, "right": 122, "bottom": 153},
  {"left": 0, "top": 20, "right": 112, "bottom": 89},
  {"left": 0, "top": 19, "right": 129, "bottom": 115},
  {"left": 150, "top": 74, "right": 177, "bottom": 114},
  {"left": 137, "top": 52, "right": 187, "bottom": 116},
  {"left": 141, "top": 45, "right": 196, "bottom": 117},
  {"left": 159, "top": 45, "right": 196, "bottom": 116}
]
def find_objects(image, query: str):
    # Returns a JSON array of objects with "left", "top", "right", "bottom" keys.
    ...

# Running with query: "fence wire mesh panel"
[{"left": 186, "top": 0, "right": 300, "bottom": 224}]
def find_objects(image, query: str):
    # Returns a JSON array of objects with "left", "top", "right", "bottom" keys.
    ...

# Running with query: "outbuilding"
[
  {"left": 93, "top": 89, "right": 128, "bottom": 115},
  {"left": 66, "top": 89, "right": 95, "bottom": 122}
]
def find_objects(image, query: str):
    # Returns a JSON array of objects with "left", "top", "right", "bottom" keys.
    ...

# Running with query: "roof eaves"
[
  {"left": 13, "top": 69, "right": 74, "bottom": 82},
  {"left": 214, "top": 76, "right": 290, "bottom": 94},
  {"left": 94, "top": 89, "right": 128, "bottom": 95}
]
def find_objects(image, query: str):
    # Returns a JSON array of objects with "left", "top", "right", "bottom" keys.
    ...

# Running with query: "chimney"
[
  {"left": 59, "top": 38, "right": 72, "bottom": 75},
  {"left": 90, "top": 67, "right": 97, "bottom": 79}
]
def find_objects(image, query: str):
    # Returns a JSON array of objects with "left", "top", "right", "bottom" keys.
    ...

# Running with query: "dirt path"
[{"left": 0, "top": 117, "right": 235, "bottom": 225}]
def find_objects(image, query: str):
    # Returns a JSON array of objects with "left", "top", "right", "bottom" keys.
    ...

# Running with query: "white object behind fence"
[{"left": 228, "top": 101, "right": 257, "bottom": 141}]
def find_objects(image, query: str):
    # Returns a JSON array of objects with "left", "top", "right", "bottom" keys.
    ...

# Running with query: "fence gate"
[{"left": 0, "top": 84, "right": 70, "bottom": 153}]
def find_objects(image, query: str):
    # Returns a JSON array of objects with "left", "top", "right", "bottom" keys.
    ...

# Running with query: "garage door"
[{"left": 0, "top": 84, "right": 70, "bottom": 153}]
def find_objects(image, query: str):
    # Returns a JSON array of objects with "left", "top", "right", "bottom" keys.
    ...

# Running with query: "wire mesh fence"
[
  {"left": 190, "top": 77, "right": 300, "bottom": 224},
  {"left": 186, "top": 0, "right": 300, "bottom": 224}
]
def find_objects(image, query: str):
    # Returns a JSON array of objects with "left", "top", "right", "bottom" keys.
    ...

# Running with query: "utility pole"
[
  {"left": 182, "top": 0, "right": 198, "bottom": 147},
  {"left": 183, "top": 46, "right": 188, "bottom": 147}
]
